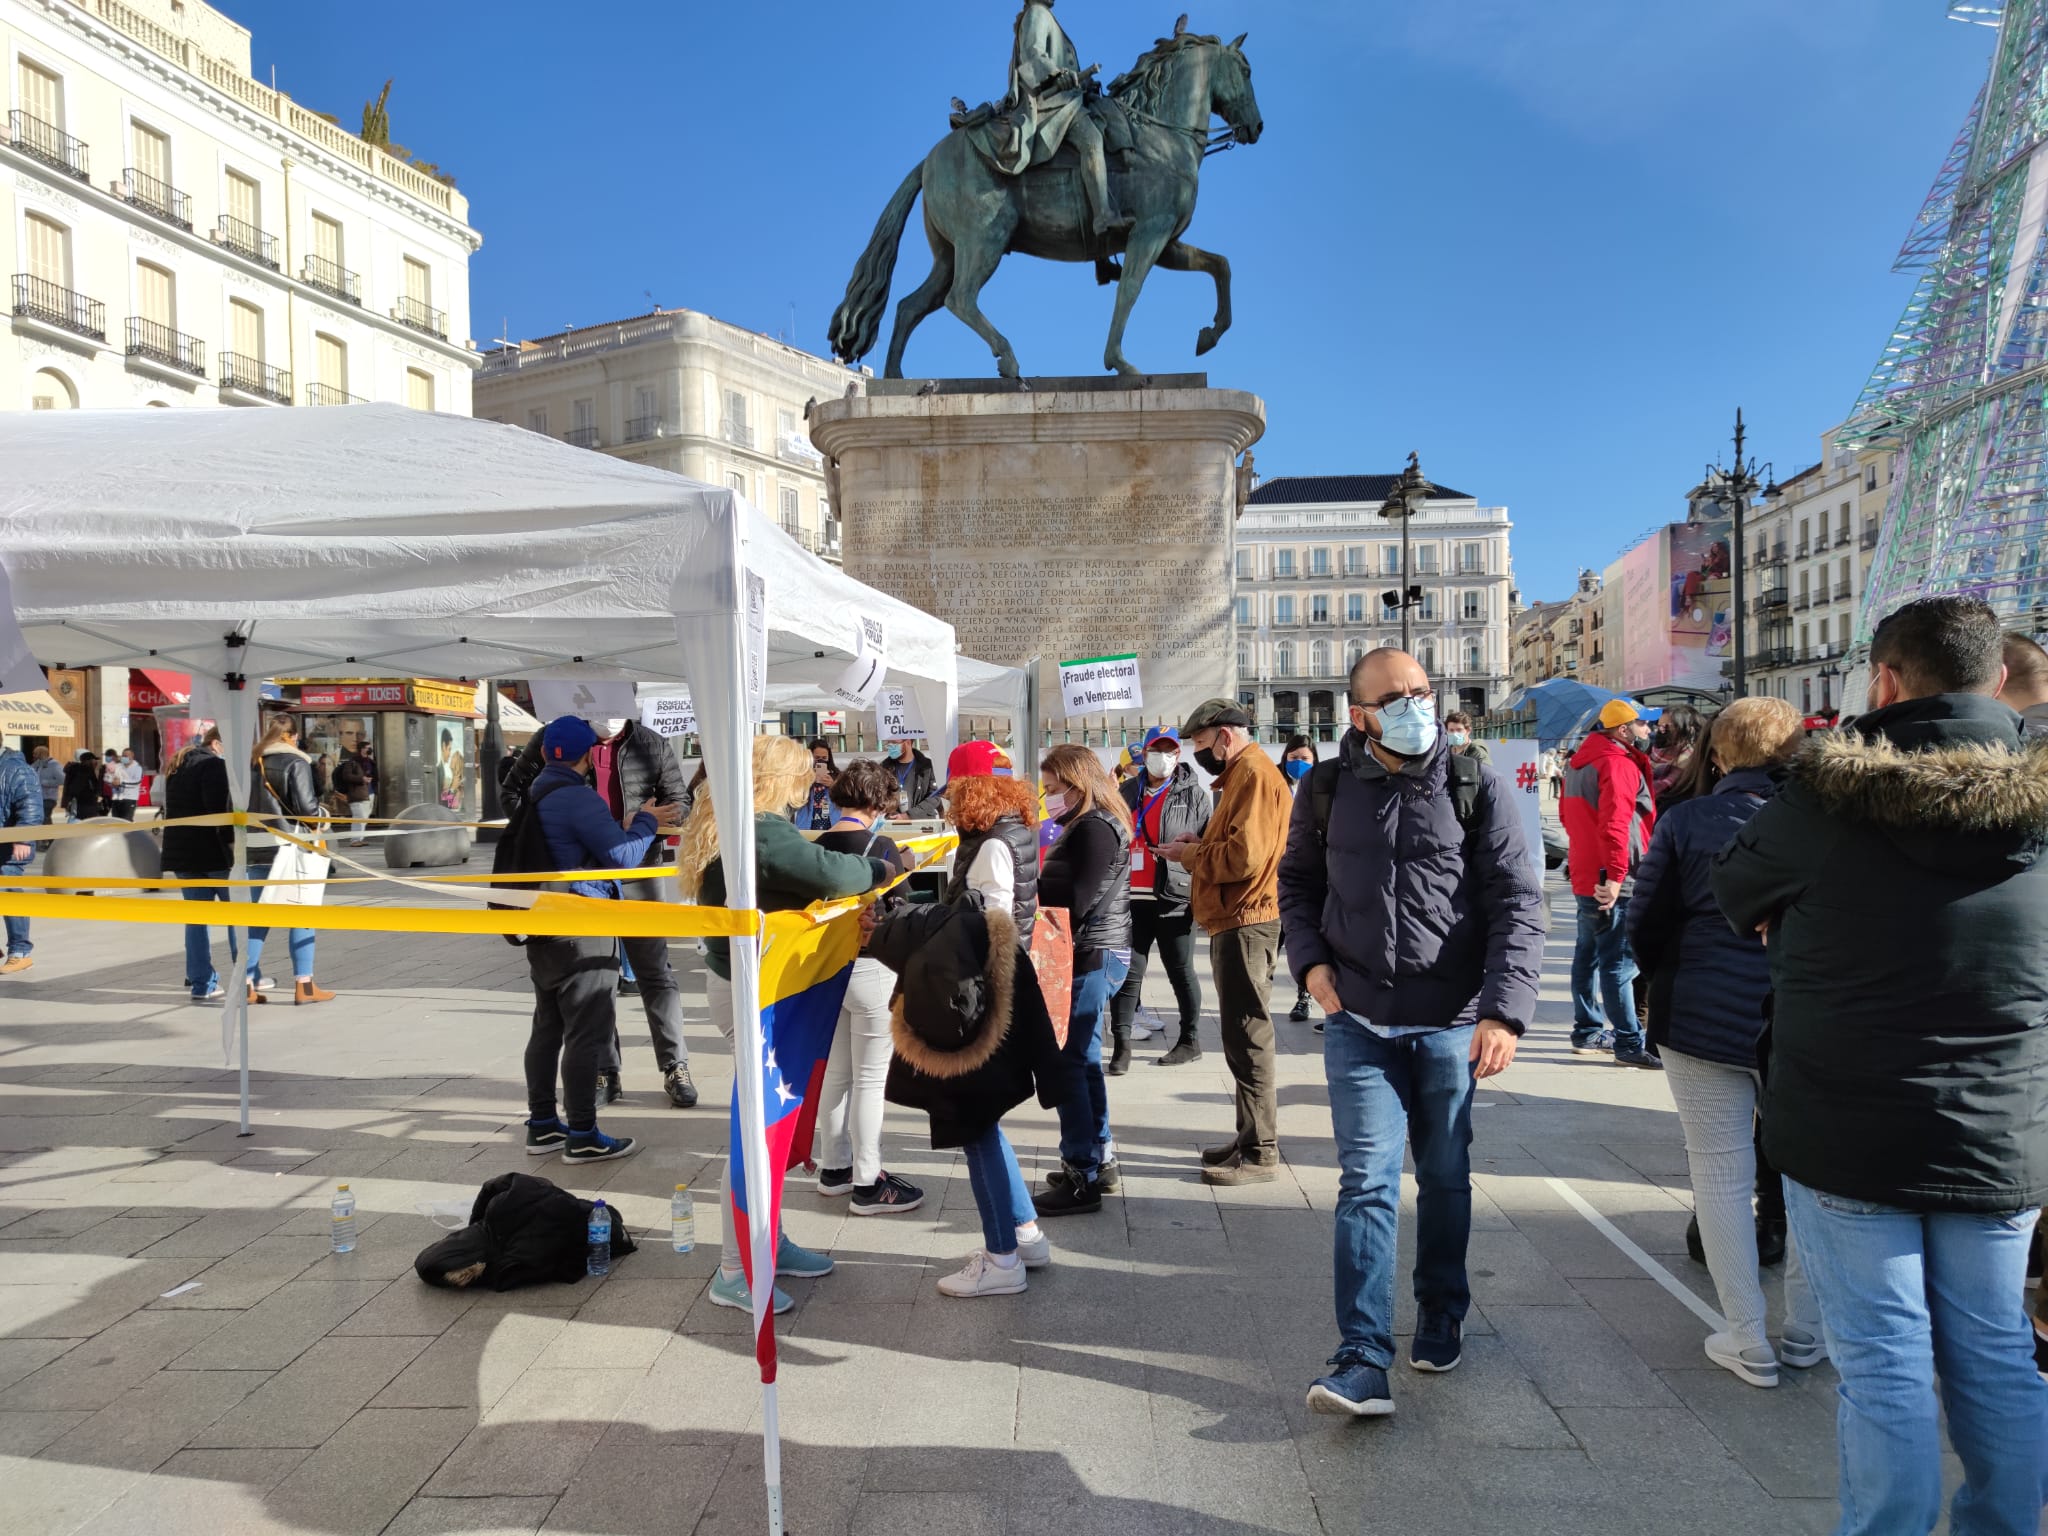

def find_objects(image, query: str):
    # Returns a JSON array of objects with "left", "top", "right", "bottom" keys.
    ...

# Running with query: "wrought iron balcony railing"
[
  {"left": 8, "top": 110, "right": 88, "bottom": 181},
  {"left": 1860, "top": 526, "right": 1880, "bottom": 549},
  {"left": 11, "top": 273, "right": 106, "bottom": 340},
  {"left": 721, "top": 417, "right": 754, "bottom": 448},
  {"left": 392, "top": 293, "right": 446, "bottom": 340},
  {"left": 213, "top": 214, "right": 279, "bottom": 269},
  {"left": 305, "top": 382, "right": 365, "bottom": 406},
  {"left": 301, "top": 254, "right": 361, "bottom": 305},
  {"left": 125, "top": 315, "right": 206, "bottom": 375},
  {"left": 563, "top": 426, "right": 601, "bottom": 449},
  {"left": 121, "top": 167, "right": 192, "bottom": 229},
  {"left": 219, "top": 352, "right": 292, "bottom": 404},
  {"left": 624, "top": 416, "right": 669, "bottom": 443}
]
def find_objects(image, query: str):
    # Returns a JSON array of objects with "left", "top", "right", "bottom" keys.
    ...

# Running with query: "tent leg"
[
  {"left": 232, "top": 802, "right": 251, "bottom": 1137},
  {"left": 763, "top": 1379, "right": 784, "bottom": 1536}
]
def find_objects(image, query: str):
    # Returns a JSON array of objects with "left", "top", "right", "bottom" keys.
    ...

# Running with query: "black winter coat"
[
  {"left": 251, "top": 746, "right": 320, "bottom": 827},
  {"left": 873, "top": 896, "right": 1062, "bottom": 1150},
  {"left": 1628, "top": 766, "right": 1778, "bottom": 1069},
  {"left": 414, "top": 1172, "right": 635, "bottom": 1291},
  {"left": 502, "top": 723, "right": 689, "bottom": 864},
  {"left": 161, "top": 751, "right": 234, "bottom": 872},
  {"left": 1711, "top": 693, "right": 2048, "bottom": 1213},
  {"left": 1120, "top": 764, "right": 1212, "bottom": 910},
  {"left": 1039, "top": 806, "right": 1132, "bottom": 965}
]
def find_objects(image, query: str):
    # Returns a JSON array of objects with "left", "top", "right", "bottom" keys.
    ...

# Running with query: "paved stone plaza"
[{"left": 0, "top": 872, "right": 1863, "bottom": 1535}]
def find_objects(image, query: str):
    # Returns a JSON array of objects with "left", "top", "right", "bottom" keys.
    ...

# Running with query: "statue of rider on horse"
[{"left": 829, "top": 8, "right": 1263, "bottom": 381}]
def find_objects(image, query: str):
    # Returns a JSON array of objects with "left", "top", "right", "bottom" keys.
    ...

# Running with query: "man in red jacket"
[{"left": 1559, "top": 699, "right": 1662, "bottom": 1069}]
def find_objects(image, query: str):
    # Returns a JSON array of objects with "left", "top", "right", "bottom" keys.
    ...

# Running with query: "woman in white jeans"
[
  {"left": 1628, "top": 697, "right": 1824, "bottom": 1388},
  {"left": 809, "top": 759, "right": 923, "bottom": 1214},
  {"left": 678, "top": 736, "right": 893, "bottom": 1317}
]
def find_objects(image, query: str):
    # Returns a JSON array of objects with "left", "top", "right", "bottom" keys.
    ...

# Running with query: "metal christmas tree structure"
[{"left": 1841, "top": 2, "right": 2048, "bottom": 639}]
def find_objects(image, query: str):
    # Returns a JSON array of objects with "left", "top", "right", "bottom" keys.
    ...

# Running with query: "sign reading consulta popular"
[{"left": 1057, "top": 653, "right": 1144, "bottom": 716}]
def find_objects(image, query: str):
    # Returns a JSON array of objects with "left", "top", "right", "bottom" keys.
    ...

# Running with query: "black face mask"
[{"left": 1193, "top": 744, "right": 1228, "bottom": 777}]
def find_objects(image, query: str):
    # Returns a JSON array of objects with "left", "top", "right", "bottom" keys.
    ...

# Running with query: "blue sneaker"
[
  {"left": 524, "top": 1117, "right": 569, "bottom": 1154},
  {"left": 708, "top": 1268, "right": 793, "bottom": 1315},
  {"left": 1410, "top": 1312, "right": 1462, "bottom": 1373},
  {"left": 561, "top": 1126, "right": 638, "bottom": 1164},
  {"left": 1307, "top": 1355, "right": 1394, "bottom": 1418},
  {"left": 775, "top": 1235, "right": 834, "bottom": 1278}
]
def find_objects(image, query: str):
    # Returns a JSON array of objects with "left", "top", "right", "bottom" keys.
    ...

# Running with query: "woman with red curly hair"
[{"left": 870, "top": 742, "right": 1063, "bottom": 1298}]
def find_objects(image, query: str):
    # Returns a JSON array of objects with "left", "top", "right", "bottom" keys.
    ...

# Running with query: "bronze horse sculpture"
[{"left": 829, "top": 28, "right": 1263, "bottom": 380}]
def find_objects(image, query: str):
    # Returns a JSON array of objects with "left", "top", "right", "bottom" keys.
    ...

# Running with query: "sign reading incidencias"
[
  {"left": 641, "top": 696, "right": 697, "bottom": 738},
  {"left": 1057, "top": 653, "right": 1143, "bottom": 716}
]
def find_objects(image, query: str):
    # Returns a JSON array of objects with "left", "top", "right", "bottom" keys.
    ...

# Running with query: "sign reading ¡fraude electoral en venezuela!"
[{"left": 1057, "top": 653, "right": 1143, "bottom": 716}]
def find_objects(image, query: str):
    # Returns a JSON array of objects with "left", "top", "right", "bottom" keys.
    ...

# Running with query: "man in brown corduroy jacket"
[{"left": 1159, "top": 698, "right": 1294, "bottom": 1184}]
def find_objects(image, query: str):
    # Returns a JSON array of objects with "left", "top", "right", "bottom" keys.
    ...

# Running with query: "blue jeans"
[
  {"left": 960, "top": 1125, "right": 1034, "bottom": 1256},
  {"left": 176, "top": 869, "right": 236, "bottom": 997},
  {"left": 1324, "top": 1013, "right": 1476, "bottom": 1368},
  {"left": 1783, "top": 1179, "right": 2047, "bottom": 1536},
  {"left": 1, "top": 858, "right": 27, "bottom": 958},
  {"left": 244, "top": 857, "right": 315, "bottom": 980},
  {"left": 1570, "top": 894, "right": 1642, "bottom": 1050},
  {"left": 1054, "top": 953, "right": 1130, "bottom": 1178}
]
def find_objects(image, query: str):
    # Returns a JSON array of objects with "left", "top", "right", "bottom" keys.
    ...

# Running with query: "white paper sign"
[
  {"left": 1488, "top": 738, "right": 1548, "bottom": 886},
  {"left": 829, "top": 615, "right": 887, "bottom": 709},
  {"left": 744, "top": 569, "right": 769, "bottom": 723},
  {"left": 1058, "top": 653, "right": 1144, "bottom": 716},
  {"left": 640, "top": 695, "right": 697, "bottom": 738},
  {"left": 876, "top": 686, "right": 925, "bottom": 741},
  {"left": 530, "top": 679, "right": 639, "bottom": 725}
]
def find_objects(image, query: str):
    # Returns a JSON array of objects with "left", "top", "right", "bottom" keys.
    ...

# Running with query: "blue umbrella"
[{"left": 1499, "top": 679, "right": 1631, "bottom": 749}]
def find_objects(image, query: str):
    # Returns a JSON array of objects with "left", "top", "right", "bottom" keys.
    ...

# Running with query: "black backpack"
[
  {"left": 490, "top": 777, "right": 571, "bottom": 947},
  {"left": 1307, "top": 750, "right": 1486, "bottom": 851}
]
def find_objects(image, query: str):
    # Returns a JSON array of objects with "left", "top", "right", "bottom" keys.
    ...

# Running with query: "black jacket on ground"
[
  {"left": 1119, "top": 764, "right": 1212, "bottom": 910},
  {"left": 414, "top": 1172, "right": 636, "bottom": 1291},
  {"left": 502, "top": 723, "right": 689, "bottom": 863},
  {"left": 1629, "top": 765, "right": 1778, "bottom": 1069},
  {"left": 872, "top": 897, "right": 1062, "bottom": 1150},
  {"left": 1038, "top": 805, "right": 1132, "bottom": 966},
  {"left": 161, "top": 751, "right": 234, "bottom": 871},
  {"left": 1711, "top": 693, "right": 2048, "bottom": 1213}
]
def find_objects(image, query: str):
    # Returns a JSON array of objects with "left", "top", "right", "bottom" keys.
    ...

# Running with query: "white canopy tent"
[
  {"left": 0, "top": 404, "right": 958, "bottom": 1536},
  {"left": 760, "top": 653, "right": 1033, "bottom": 759}
]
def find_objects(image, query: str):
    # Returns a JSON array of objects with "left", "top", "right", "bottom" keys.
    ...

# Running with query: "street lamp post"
[
  {"left": 1693, "top": 411, "right": 1777, "bottom": 700},
  {"left": 1377, "top": 450, "right": 1431, "bottom": 676}
]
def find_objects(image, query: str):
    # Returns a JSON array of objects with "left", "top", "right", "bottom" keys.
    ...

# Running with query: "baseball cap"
[
  {"left": 1141, "top": 727, "right": 1181, "bottom": 750},
  {"left": 542, "top": 715, "right": 600, "bottom": 762},
  {"left": 946, "top": 740, "right": 1012, "bottom": 780},
  {"left": 1181, "top": 698, "right": 1253, "bottom": 734},
  {"left": 1597, "top": 699, "right": 1659, "bottom": 729}
]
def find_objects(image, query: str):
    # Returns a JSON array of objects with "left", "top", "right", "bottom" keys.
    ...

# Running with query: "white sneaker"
[
  {"left": 936, "top": 1251, "right": 1027, "bottom": 1298},
  {"left": 254, "top": 976, "right": 277, "bottom": 993},
  {"left": 1705, "top": 1331, "right": 1779, "bottom": 1388},
  {"left": 1778, "top": 1328, "right": 1826, "bottom": 1370},
  {"left": 1015, "top": 1230, "right": 1050, "bottom": 1269},
  {"left": 1129, "top": 1007, "right": 1163, "bottom": 1040}
]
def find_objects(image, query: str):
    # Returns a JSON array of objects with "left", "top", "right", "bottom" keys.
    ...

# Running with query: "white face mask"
[{"left": 1144, "top": 751, "right": 1175, "bottom": 779}]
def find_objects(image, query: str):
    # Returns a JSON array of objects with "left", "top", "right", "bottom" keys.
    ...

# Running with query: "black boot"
[
  {"left": 1756, "top": 1216, "right": 1786, "bottom": 1267},
  {"left": 1107, "top": 1032, "right": 1132, "bottom": 1076},
  {"left": 1155, "top": 1029, "right": 1202, "bottom": 1066},
  {"left": 1033, "top": 1163, "right": 1103, "bottom": 1217},
  {"left": 1289, "top": 988, "right": 1311, "bottom": 1024},
  {"left": 1685, "top": 1214, "right": 1705, "bottom": 1265}
]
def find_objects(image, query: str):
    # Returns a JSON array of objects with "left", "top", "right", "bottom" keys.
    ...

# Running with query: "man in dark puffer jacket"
[{"left": 1712, "top": 597, "right": 2048, "bottom": 1535}]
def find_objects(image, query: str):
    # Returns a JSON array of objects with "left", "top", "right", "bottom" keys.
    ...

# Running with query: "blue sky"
[{"left": 228, "top": 0, "right": 1994, "bottom": 601}]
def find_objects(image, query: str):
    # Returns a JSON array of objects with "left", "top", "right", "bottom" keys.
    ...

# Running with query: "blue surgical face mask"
[
  {"left": 1374, "top": 696, "right": 1440, "bottom": 758},
  {"left": 1282, "top": 758, "right": 1312, "bottom": 783}
]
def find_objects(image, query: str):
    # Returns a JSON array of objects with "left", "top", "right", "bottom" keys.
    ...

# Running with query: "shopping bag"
[
  {"left": 1029, "top": 906, "right": 1074, "bottom": 1048},
  {"left": 258, "top": 838, "right": 331, "bottom": 906}
]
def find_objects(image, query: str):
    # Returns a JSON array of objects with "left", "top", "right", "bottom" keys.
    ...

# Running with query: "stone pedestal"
[{"left": 809, "top": 376, "right": 1264, "bottom": 736}]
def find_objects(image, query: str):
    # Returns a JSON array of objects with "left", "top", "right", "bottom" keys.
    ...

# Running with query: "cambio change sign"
[{"left": 1057, "top": 654, "right": 1143, "bottom": 716}]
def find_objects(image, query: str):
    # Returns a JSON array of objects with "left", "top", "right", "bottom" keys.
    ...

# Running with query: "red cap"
[{"left": 945, "top": 741, "right": 1012, "bottom": 780}]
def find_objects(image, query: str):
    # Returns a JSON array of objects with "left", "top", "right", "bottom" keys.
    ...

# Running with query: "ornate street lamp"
[{"left": 1377, "top": 451, "right": 1431, "bottom": 659}]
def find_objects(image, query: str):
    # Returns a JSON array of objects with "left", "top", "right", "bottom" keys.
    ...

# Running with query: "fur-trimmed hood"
[
  {"left": 1793, "top": 694, "right": 2048, "bottom": 875},
  {"left": 887, "top": 905, "right": 1020, "bottom": 1080}
]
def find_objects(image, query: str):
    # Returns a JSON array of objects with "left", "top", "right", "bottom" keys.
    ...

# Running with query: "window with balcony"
[
  {"left": 1346, "top": 593, "right": 1365, "bottom": 624},
  {"left": 1346, "top": 639, "right": 1367, "bottom": 672},
  {"left": 1461, "top": 590, "right": 1484, "bottom": 622},
  {"left": 1861, "top": 519, "right": 1880, "bottom": 549},
  {"left": 779, "top": 485, "right": 801, "bottom": 535},
  {"left": 123, "top": 121, "right": 189, "bottom": 229},
  {"left": 1310, "top": 548, "right": 1330, "bottom": 577},
  {"left": 1274, "top": 595, "right": 1296, "bottom": 626},
  {"left": 220, "top": 298, "right": 288, "bottom": 403},
  {"left": 1458, "top": 541, "right": 1485, "bottom": 575},
  {"left": 406, "top": 368, "right": 434, "bottom": 412},
  {"left": 527, "top": 408, "right": 548, "bottom": 436},
  {"left": 1417, "top": 639, "right": 1436, "bottom": 671},
  {"left": 1306, "top": 639, "right": 1328, "bottom": 676},
  {"left": 126, "top": 260, "right": 202, "bottom": 375},
  {"left": 1819, "top": 618, "right": 1830, "bottom": 650},
  {"left": 1310, "top": 595, "right": 1330, "bottom": 625},
  {"left": 304, "top": 213, "right": 359, "bottom": 303},
  {"left": 723, "top": 390, "right": 752, "bottom": 447},
  {"left": 12, "top": 59, "right": 87, "bottom": 182},
  {"left": 1381, "top": 545, "right": 1402, "bottom": 576},
  {"left": 725, "top": 470, "right": 746, "bottom": 495},
  {"left": 1233, "top": 595, "right": 1251, "bottom": 626},
  {"left": 216, "top": 169, "right": 276, "bottom": 267},
  {"left": 396, "top": 256, "right": 445, "bottom": 339},
  {"left": 1275, "top": 641, "right": 1295, "bottom": 678},
  {"left": 1419, "top": 591, "right": 1439, "bottom": 622},
  {"left": 1236, "top": 641, "right": 1250, "bottom": 677},
  {"left": 16, "top": 212, "right": 95, "bottom": 340},
  {"left": 1413, "top": 545, "right": 1439, "bottom": 575},
  {"left": 1802, "top": 677, "right": 1813, "bottom": 713},
  {"left": 1274, "top": 549, "right": 1296, "bottom": 578},
  {"left": 1796, "top": 520, "right": 1810, "bottom": 557},
  {"left": 563, "top": 398, "right": 598, "bottom": 448},
  {"left": 1466, "top": 639, "right": 1483, "bottom": 673},
  {"left": 1343, "top": 546, "right": 1365, "bottom": 576},
  {"left": 1234, "top": 549, "right": 1252, "bottom": 579},
  {"left": 1864, "top": 463, "right": 1878, "bottom": 492},
  {"left": 309, "top": 332, "right": 354, "bottom": 405}
]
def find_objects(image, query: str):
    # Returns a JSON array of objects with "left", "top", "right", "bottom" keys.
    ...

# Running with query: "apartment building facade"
[{"left": 474, "top": 308, "right": 858, "bottom": 563}]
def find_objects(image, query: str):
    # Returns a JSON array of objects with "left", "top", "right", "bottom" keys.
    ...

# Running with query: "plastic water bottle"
[
  {"left": 671, "top": 1185, "right": 695, "bottom": 1254},
  {"left": 586, "top": 1199, "right": 612, "bottom": 1279},
  {"left": 330, "top": 1185, "right": 356, "bottom": 1254}
]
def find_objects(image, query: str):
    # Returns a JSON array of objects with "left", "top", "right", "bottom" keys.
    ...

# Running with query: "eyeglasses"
[{"left": 1355, "top": 687, "right": 1435, "bottom": 712}]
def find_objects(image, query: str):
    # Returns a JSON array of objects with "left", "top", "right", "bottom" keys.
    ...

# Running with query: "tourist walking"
[
  {"left": 1628, "top": 698, "right": 1821, "bottom": 1389},
  {"left": 333, "top": 747, "right": 373, "bottom": 846},
  {"left": 678, "top": 734, "right": 892, "bottom": 1315},
  {"left": 0, "top": 741, "right": 43, "bottom": 976},
  {"left": 31, "top": 746, "right": 61, "bottom": 825},
  {"left": 61, "top": 751, "right": 103, "bottom": 821},
  {"left": 810, "top": 757, "right": 923, "bottom": 1215},
  {"left": 109, "top": 746, "right": 143, "bottom": 821},
  {"left": 518, "top": 716, "right": 680, "bottom": 1168},
  {"left": 1032, "top": 744, "right": 1132, "bottom": 1217},
  {"left": 1712, "top": 597, "right": 2048, "bottom": 1535},
  {"left": 1280, "top": 647, "right": 1545, "bottom": 1418},
  {"left": 1110, "top": 727, "right": 1210, "bottom": 1071},
  {"left": 244, "top": 715, "right": 335, "bottom": 1007},
  {"left": 1158, "top": 699, "right": 1292, "bottom": 1183},
  {"left": 870, "top": 740, "right": 1061, "bottom": 1297},
  {"left": 1560, "top": 698, "right": 1662, "bottom": 1069},
  {"left": 161, "top": 728, "right": 235, "bottom": 1003}
]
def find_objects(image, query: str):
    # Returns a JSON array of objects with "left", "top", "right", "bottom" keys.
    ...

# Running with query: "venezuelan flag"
[{"left": 728, "top": 906, "right": 861, "bottom": 1380}]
